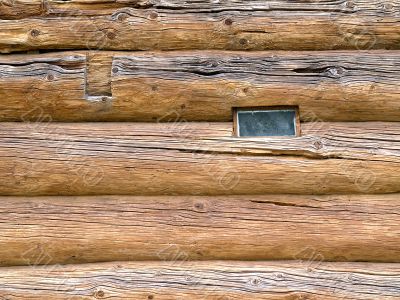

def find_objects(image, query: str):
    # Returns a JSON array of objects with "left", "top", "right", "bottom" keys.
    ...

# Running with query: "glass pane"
[{"left": 237, "top": 109, "right": 297, "bottom": 137}]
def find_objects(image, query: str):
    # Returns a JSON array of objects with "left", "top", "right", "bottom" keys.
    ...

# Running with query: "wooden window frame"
[{"left": 233, "top": 106, "right": 301, "bottom": 137}]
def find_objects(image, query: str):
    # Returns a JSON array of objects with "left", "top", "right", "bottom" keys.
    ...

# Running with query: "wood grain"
[
  {"left": 0, "top": 0, "right": 152, "bottom": 19},
  {"left": 1, "top": 194, "right": 400, "bottom": 266},
  {"left": 0, "top": 261, "right": 399, "bottom": 299},
  {"left": 112, "top": 50, "right": 400, "bottom": 122},
  {"left": 1, "top": 50, "right": 400, "bottom": 122},
  {"left": 0, "top": 0, "right": 399, "bottom": 52},
  {"left": 0, "top": 51, "right": 111, "bottom": 122},
  {"left": 0, "top": 122, "right": 400, "bottom": 196}
]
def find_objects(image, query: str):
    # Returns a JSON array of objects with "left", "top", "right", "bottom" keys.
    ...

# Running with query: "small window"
[{"left": 234, "top": 107, "right": 300, "bottom": 137}]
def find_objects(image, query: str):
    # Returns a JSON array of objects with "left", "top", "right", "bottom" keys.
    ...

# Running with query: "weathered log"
[
  {"left": 0, "top": 261, "right": 399, "bottom": 299},
  {"left": 1, "top": 194, "right": 399, "bottom": 266},
  {"left": 0, "top": 0, "right": 152, "bottom": 19},
  {"left": 111, "top": 50, "right": 400, "bottom": 122},
  {"left": 0, "top": 122, "right": 400, "bottom": 196},
  {"left": 0, "top": 51, "right": 112, "bottom": 122},
  {"left": 0, "top": 0, "right": 399, "bottom": 52},
  {"left": 1, "top": 51, "right": 400, "bottom": 122}
]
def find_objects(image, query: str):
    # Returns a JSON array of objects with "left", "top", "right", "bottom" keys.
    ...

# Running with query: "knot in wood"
[
  {"left": 327, "top": 66, "right": 344, "bottom": 78},
  {"left": 194, "top": 202, "right": 205, "bottom": 211},
  {"left": 239, "top": 38, "right": 248, "bottom": 45},
  {"left": 30, "top": 29, "right": 40, "bottom": 37},
  {"left": 224, "top": 18, "right": 233, "bottom": 26},
  {"left": 209, "top": 61, "right": 218, "bottom": 68},
  {"left": 107, "top": 31, "right": 116, "bottom": 40},
  {"left": 345, "top": 1, "right": 355, "bottom": 9},
  {"left": 94, "top": 290, "right": 105, "bottom": 298},
  {"left": 117, "top": 13, "right": 128, "bottom": 21},
  {"left": 149, "top": 12, "right": 158, "bottom": 20},
  {"left": 251, "top": 277, "right": 261, "bottom": 286},
  {"left": 314, "top": 140, "right": 323, "bottom": 150},
  {"left": 384, "top": 3, "right": 394, "bottom": 10}
]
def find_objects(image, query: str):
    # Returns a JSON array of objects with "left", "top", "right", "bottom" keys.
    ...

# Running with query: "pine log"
[
  {"left": 0, "top": 194, "right": 399, "bottom": 266},
  {"left": 0, "top": 0, "right": 399, "bottom": 52},
  {"left": 1, "top": 51, "right": 400, "bottom": 122},
  {"left": 111, "top": 50, "right": 400, "bottom": 122},
  {"left": 0, "top": 261, "right": 399, "bottom": 299},
  {"left": 0, "top": 122, "right": 400, "bottom": 196}
]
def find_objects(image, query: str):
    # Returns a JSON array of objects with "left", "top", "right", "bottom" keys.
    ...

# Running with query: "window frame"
[{"left": 233, "top": 106, "right": 301, "bottom": 137}]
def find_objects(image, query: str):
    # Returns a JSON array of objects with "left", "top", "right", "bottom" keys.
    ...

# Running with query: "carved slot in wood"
[{"left": 234, "top": 107, "right": 300, "bottom": 137}]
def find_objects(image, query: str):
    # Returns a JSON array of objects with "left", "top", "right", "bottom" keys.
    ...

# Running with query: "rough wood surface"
[
  {"left": 1, "top": 50, "right": 400, "bottom": 122},
  {"left": 1, "top": 194, "right": 399, "bottom": 266},
  {"left": 112, "top": 50, "right": 400, "bottom": 122},
  {"left": 87, "top": 51, "right": 113, "bottom": 96},
  {"left": 0, "top": 0, "right": 399, "bottom": 52},
  {"left": 0, "top": 261, "right": 399, "bottom": 299},
  {"left": 1, "top": 122, "right": 400, "bottom": 196},
  {"left": 0, "top": 51, "right": 111, "bottom": 122}
]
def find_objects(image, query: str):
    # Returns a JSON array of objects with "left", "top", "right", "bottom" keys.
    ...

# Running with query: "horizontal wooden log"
[
  {"left": 0, "top": 261, "right": 399, "bottom": 299},
  {"left": 1, "top": 51, "right": 400, "bottom": 122},
  {"left": 112, "top": 50, "right": 400, "bottom": 122},
  {"left": 0, "top": 0, "right": 152, "bottom": 19},
  {"left": 0, "top": 0, "right": 44, "bottom": 19},
  {"left": 0, "top": 0, "right": 399, "bottom": 52},
  {"left": 1, "top": 194, "right": 400, "bottom": 266},
  {"left": 0, "top": 51, "right": 111, "bottom": 122},
  {"left": 1, "top": 122, "right": 400, "bottom": 196}
]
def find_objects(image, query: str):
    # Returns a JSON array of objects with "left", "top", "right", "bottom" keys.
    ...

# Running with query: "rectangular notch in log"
[{"left": 234, "top": 107, "right": 300, "bottom": 137}]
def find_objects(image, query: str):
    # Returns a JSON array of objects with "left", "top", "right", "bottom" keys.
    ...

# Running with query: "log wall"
[
  {"left": 1, "top": 122, "right": 399, "bottom": 196},
  {"left": 1, "top": 1, "right": 400, "bottom": 298},
  {"left": 0, "top": 261, "right": 399, "bottom": 299},
  {"left": 1, "top": 51, "right": 399, "bottom": 122},
  {"left": 1, "top": 0, "right": 399, "bottom": 52},
  {"left": 1, "top": 194, "right": 399, "bottom": 266}
]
